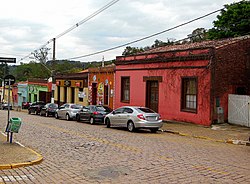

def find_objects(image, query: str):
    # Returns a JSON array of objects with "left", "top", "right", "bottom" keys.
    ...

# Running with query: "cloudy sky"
[{"left": 0, "top": 0, "right": 240, "bottom": 64}]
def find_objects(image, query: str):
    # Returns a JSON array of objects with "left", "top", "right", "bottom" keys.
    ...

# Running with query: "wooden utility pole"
[{"left": 51, "top": 38, "right": 56, "bottom": 103}]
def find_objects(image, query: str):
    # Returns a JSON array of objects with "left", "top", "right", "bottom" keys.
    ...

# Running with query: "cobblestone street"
[{"left": 1, "top": 111, "right": 250, "bottom": 183}]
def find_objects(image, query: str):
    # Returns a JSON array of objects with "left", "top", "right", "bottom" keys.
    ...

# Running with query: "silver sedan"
[
  {"left": 104, "top": 106, "right": 163, "bottom": 133},
  {"left": 55, "top": 103, "right": 82, "bottom": 121}
]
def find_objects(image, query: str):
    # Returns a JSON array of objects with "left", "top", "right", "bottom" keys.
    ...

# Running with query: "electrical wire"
[
  {"left": 18, "top": 0, "right": 120, "bottom": 62},
  {"left": 67, "top": 8, "right": 224, "bottom": 60}
]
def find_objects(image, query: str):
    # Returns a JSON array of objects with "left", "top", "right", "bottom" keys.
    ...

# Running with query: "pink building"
[{"left": 114, "top": 36, "right": 250, "bottom": 126}]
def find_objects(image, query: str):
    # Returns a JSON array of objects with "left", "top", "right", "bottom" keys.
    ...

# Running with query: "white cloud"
[{"left": 0, "top": 0, "right": 241, "bottom": 64}]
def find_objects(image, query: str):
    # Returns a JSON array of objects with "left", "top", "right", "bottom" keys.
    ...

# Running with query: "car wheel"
[
  {"left": 150, "top": 128, "right": 158, "bottom": 133},
  {"left": 106, "top": 118, "right": 111, "bottom": 128},
  {"left": 35, "top": 110, "right": 38, "bottom": 115},
  {"left": 90, "top": 117, "right": 95, "bottom": 125},
  {"left": 40, "top": 112, "right": 43, "bottom": 116},
  {"left": 76, "top": 115, "right": 80, "bottom": 122},
  {"left": 127, "top": 121, "right": 135, "bottom": 132},
  {"left": 45, "top": 112, "right": 49, "bottom": 117},
  {"left": 55, "top": 113, "right": 59, "bottom": 119},
  {"left": 28, "top": 110, "right": 31, "bottom": 114},
  {"left": 66, "top": 114, "right": 71, "bottom": 121}
]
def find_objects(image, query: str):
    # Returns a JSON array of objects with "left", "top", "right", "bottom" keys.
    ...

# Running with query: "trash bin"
[{"left": 9, "top": 117, "right": 22, "bottom": 133}]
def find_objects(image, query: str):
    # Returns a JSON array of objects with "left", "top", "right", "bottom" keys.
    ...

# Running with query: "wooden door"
[
  {"left": 146, "top": 81, "right": 159, "bottom": 112},
  {"left": 92, "top": 83, "right": 97, "bottom": 105}
]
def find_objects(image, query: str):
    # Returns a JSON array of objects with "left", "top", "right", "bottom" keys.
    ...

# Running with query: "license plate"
[{"left": 147, "top": 116, "right": 157, "bottom": 121}]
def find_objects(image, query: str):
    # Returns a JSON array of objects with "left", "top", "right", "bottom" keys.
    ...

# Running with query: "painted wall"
[
  {"left": 55, "top": 79, "right": 89, "bottom": 106},
  {"left": 17, "top": 83, "right": 28, "bottom": 107},
  {"left": 88, "top": 67, "right": 115, "bottom": 109},
  {"left": 28, "top": 84, "right": 49, "bottom": 102},
  {"left": 213, "top": 38, "right": 250, "bottom": 122},
  {"left": 115, "top": 60, "right": 212, "bottom": 126}
]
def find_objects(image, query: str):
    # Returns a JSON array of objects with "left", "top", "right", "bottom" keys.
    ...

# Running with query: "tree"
[
  {"left": 151, "top": 39, "right": 174, "bottom": 48},
  {"left": 32, "top": 47, "right": 50, "bottom": 64},
  {"left": 122, "top": 46, "right": 144, "bottom": 56},
  {"left": 207, "top": 0, "right": 250, "bottom": 39},
  {"left": 188, "top": 28, "right": 207, "bottom": 42}
]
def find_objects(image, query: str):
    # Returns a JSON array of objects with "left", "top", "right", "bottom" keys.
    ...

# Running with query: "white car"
[
  {"left": 104, "top": 106, "right": 163, "bottom": 133},
  {"left": 55, "top": 103, "right": 82, "bottom": 121}
]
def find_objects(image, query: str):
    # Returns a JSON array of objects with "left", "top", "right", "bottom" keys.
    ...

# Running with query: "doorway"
[
  {"left": 104, "top": 85, "right": 109, "bottom": 105},
  {"left": 71, "top": 87, "right": 75, "bottom": 103},
  {"left": 146, "top": 81, "right": 159, "bottom": 112},
  {"left": 92, "top": 83, "right": 97, "bottom": 105}
]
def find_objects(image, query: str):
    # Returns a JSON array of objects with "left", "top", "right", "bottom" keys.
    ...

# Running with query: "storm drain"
[{"left": 84, "top": 166, "right": 130, "bottom": 180}]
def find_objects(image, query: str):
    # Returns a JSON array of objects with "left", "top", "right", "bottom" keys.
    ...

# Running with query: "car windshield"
[
  {"left": 71, "top": 105, "right": 82, "bottom": 109},
  {"left": 136, "top": 107, "right": 155, "bottom": 113},
  {"left": 96, "top": 106, "right": 112, "bottom": 112}
]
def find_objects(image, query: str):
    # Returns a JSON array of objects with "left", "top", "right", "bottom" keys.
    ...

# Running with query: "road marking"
[
  {"left": 0, "top": 174, "right": 35, "bottom": 182},
  {"left": 192, "top": 165, "right": 229, "bottom": 175}
]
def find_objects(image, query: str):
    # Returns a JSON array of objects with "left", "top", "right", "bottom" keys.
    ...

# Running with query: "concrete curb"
[
  {"left": 0, "top": 136, "right": 43, "bottom": 170},
  {"left": 161, "top": 129, "right": 250, "bottom": 146},
  {"left": 0, "top": 149, "right": 43, "bottom": 170}
]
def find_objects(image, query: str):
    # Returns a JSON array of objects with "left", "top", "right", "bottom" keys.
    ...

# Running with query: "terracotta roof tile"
[{"left": 142, "top": 35, "right": 250, "bottom": 54}]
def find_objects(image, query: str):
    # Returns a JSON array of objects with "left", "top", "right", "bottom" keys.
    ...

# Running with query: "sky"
[{"left": 0, "top": 0, "right": 240, "bottom": 65}]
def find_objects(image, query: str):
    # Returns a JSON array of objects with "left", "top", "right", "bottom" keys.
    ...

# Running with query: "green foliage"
[
  {"left": 188, "top": 28, "right": 208, "bottom": 42},
  {"left": 207, "top": 0, "right": 250, "bottom": 39},
  {"left": 122, "top": 46, "right": 144, "bottom": 56},
  {"left": 12, "top": 62, "right": 51, "bottom": 82},
  {"left": 122, "top": 39, "right": 175, "bottom": 56}
]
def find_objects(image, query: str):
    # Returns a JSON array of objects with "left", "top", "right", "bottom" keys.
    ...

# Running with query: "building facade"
[
  {"left": 114, "top": 36, "right": 250, "bottom": 126},
  {"left": 54, "top": 71, "right": 88, "bottom": 106},
  {"left": 88, "top": 65, "right": 115, "bottom": 109}
]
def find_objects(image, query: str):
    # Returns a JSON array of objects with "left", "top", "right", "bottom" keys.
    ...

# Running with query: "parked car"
[
  {"left": 55, "top": 103, "right": 83, "bottom": 121},
  {"left": 22, "top": 102, "right": 31, "bottom": 109},
  {"left": 0, "top": 103, "right": 12, "bottom": 110},
  {"left": 76, "top": 105, "right": 112, "bottom": 124},
  {"left": 40, "top": 103, "right": 58, "bottom": 117},
  {"left": 104, "top": 106, "right": 163, "bottom": 133},
  {"left": 28, "top": 101, "right": 46, "bottom": 115}
]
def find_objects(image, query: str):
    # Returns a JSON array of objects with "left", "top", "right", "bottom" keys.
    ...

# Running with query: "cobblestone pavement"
[{"left": 0, "top": 111, "right": 250, "bottom": 184}]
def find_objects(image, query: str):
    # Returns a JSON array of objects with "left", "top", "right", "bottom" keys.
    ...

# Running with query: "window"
[
  {"left": 121, "top": 77, "right": 130, "bottom": 102},
  {"left": 181, "top": 77, "right": 197, "bottom": 113},
  {"left": 79, "top": 88, "right": 83, "bottom": 102},
  {"left": 124, "top": 108, "right": 133, "bottom": 114},
  {"left": 114, "top": 108, "right": 124, "bottom": 114}
]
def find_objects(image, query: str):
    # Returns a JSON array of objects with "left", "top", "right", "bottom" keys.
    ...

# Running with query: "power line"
[
  {"left": 67, "top": 8, "right": 224, "bottom": 60},
  {"left": 55, "top": 0, "right": 120, "bottom": 39},
  {"left": 18, "top": 0, "right": 120, "bottom": 62}
]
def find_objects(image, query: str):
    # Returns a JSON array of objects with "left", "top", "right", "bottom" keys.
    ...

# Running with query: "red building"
[{"left": 115, "top": 36, "right": 250, "bottom": 126}]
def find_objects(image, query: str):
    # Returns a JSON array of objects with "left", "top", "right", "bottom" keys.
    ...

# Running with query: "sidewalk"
[
  {"left": 0, "top": 121, "right": 249, "bottom": 170},
  {"left": 162, "top": 121, "right": 250, "bottom": 145},
  {"left": 0, "top": 133, "right": 43, "bottom": 170}
]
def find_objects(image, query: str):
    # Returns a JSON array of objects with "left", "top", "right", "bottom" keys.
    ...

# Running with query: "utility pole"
[{"left": 51, "top": 38, "right": 56, "bottom": 103}]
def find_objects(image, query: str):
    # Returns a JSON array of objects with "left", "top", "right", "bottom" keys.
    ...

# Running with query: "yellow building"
[{"left": 54, "top": 71, "right": 89, "bottom": 106}]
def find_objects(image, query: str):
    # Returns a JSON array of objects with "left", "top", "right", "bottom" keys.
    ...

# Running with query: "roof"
[
  {"left": 55, "top": 72, "right": 88, "bottom": 80},
  {"left": 115, "top": 35, "right": 250, "bottom": 64},
  {"left": 142, "top": 35, "right": 250, "bottom": 54}
]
